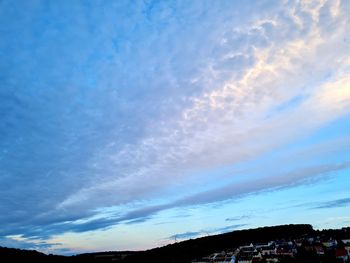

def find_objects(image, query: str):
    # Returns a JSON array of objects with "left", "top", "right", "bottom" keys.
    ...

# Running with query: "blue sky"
[{"left": 0, "top": 0, "right": 350, "bottom": 255}]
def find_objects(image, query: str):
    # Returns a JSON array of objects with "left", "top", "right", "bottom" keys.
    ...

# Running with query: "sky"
[{"left": 0, "top": 0, "right": 350, "bottom": 255}]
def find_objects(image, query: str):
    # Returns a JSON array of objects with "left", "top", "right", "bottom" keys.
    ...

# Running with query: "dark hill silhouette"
[
  {"left": 0, "top": 246, "right": 65, "bottom": 262},
  {"left": 122, "top": 224, "right": 314, "bottom": 263},
  {"left": 1, "top": 224, "right": 349, "bottom": 262}
]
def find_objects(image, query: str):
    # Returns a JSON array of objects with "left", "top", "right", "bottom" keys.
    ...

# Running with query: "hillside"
[
  {"left": 122, "top": 224, "right": 314, "bottom": 263},
  {"left": 1, "top": 224, "right": 350, "bottom": 262}
]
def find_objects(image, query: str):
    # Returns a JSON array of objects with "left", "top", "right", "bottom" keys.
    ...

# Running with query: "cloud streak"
[
  {"left": 314, "top": 198, "right": 350, "bottom": 209},
  {"left": 226, "top": 216, "right": 251, "bottom": 222},
  {"left": 169, "top": 224, "right": 247, "bottom": 241}
]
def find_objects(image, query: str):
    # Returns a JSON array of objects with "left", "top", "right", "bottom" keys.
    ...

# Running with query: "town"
[{"left": 192, "top": 230, "right": 350, "bottom": 263}]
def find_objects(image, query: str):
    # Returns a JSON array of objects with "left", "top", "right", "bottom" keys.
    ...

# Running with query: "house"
[
  {"left": 335, "top": 248, "right": 349, "bottom": 263},
  {"left": 259, "top": 244, "right": 276, "bottom": 256},
  {"left": 254, "top": 241, "right": 274, "bottom": 249},
  {"left": 276, "top": 243, "right": 296, "bottom": 257},
  {"left": 213, "top": 251, "right": 235, "bottom": 263},
  {"left": 239, "top": 246, "right": 257, "bottom": 254},
  {"left": 342, "top": 239, "right": 350, "bottom": 245},
  {"left": 322, "top": 239, "right": 337, "bottom": 248},
  {"left": 237, "top": 251, "right": 262, "bottom": 263},
  {"left": 304, "top": 245, "right": 325, "bottom": 256},
  {"left": 239, "top": 244, "right": 255, "bottom": 251}
]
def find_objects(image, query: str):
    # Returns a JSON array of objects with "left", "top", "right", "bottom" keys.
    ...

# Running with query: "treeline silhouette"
[
  {"left": 0, "top": 246, "right": 65, "bottom": 262},
  {"left": 0, "top": 224, "right": 348, "bottom": 263}
]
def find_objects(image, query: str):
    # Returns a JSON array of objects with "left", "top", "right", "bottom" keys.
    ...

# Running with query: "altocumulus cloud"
[{"left": 0, "top": 0, "right": 350, "bottom": 252}]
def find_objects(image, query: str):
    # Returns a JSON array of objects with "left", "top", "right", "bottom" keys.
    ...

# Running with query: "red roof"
[{"left": 335, "top": 249, "right": 348, "bottom": 257}]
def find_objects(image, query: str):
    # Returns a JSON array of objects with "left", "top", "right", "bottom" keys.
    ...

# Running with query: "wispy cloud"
[
  {"left": 226, "top": 215, "right": 251, "bottom": 222},
  {"left": 91, "top": 161, "right": 349, "bottom": 227},
  {"left": 314, "top": 198, "right": 350, "bottom": 209},
  {"left": 0, "top": 236, "right": 61, "bottom": 252},
  {"left": 169, "top": 224, "right": 247, "bottom": 241},
  {"left": 0, "top": 0, "right": 349, "bottom": 253},
  {"left": 169, "top": 231, "right": 202, "bottom": 240}
]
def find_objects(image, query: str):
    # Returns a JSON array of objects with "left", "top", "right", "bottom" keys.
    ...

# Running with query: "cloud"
[
  {"left": 209, "top": 224, "right": 248, "bottom": 234},
  {"left": 169, "top": 224, "right": 247, "bottom": 240},
  {"left": 226, "top": 215, "right": 251, "bottom": 222},
  {"left": 99, "top": 161, "right": 349, "bottom": 225},
  {"left": 176, "top": 162, "right": 350, "bottom": 206},
  {"left": 24, "top": 160, "right": 343, "bottom": 238},
  {"left": 314, "top": 198, "right": 350, "bottom": 209},
  {"left": 57, "top": 0, "right": 350, "bottom": 214},
  {"left": 0, "top": 236, "right": 61, "bottom": 251},
  {"left": 0, "top": 0, "right": 349, "bottom": 248},
  {"left": 169, "top": 231, "right": 202, "bottom": 240}
]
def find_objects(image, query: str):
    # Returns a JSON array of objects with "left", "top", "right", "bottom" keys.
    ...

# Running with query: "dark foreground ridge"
[{"left": 1, "top": 224, "right": 349, "bottom": 262}]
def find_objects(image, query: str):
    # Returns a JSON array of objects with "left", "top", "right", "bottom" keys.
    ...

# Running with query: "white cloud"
[{"left": 58, "top": 0, "right": 350, "bottom": 213}]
